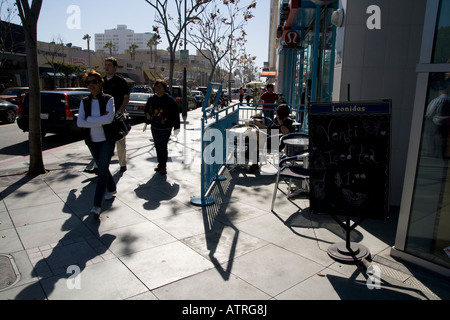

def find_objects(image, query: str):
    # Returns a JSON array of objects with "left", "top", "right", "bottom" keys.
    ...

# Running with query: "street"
[{"left": 0, "top": 122, "right": 83, "bottom": 164}]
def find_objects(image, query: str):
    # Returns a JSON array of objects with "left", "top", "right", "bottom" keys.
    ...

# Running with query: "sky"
[{"left": 13, "top": 0, "right": 270, "bottom": 74}]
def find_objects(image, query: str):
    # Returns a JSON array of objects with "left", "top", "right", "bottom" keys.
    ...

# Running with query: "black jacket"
[{"left": 144, "top": 93, "right": 180, "bottom": 130}]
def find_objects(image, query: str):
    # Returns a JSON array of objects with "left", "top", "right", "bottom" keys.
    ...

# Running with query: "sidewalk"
[{"left": 0, "top": 107, "right": 449, "bottom": 301}]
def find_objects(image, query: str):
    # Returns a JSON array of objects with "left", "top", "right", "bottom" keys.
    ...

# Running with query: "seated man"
[{"left": 247, "top": 104, "right": 293, "bottom": 173}]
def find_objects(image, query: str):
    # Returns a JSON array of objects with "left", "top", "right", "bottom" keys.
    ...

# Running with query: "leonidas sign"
[{"left": 308, "top": 100, "right": 392, "bottom": 220}]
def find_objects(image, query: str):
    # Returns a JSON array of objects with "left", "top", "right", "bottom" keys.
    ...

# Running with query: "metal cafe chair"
[{"left": 271, "top": 153, "right": 310, "bottom": 211}]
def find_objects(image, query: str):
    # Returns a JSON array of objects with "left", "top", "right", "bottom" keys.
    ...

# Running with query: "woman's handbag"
[{"left": 103, "top": 113, "right": 131, "bottom": 142}]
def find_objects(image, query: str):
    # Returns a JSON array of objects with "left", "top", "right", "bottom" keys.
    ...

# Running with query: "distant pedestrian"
[
  {"left": 260, "top": 84, "right": 279, "bottom": 122},
  {"left": 239, "top": 87, "right": 244, "bottom": 103},
  {"left": 77, "top": 70, "right": 116, "bottom": 216},
  {"left": 144, "top": 79, "right": 180, "bottom": 175}
]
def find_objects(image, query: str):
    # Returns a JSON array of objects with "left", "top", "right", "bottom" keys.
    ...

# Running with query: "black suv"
[
  {"left": 17, "top": 91, "right": 89, "bottom": 136},
  {"left": 170, "top": 86, "right": 197, "bottom": 112}
]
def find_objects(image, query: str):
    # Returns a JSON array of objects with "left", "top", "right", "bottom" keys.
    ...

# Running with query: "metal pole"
[{"left": 182, "top": 0, "right": 188, "bottom": 120}]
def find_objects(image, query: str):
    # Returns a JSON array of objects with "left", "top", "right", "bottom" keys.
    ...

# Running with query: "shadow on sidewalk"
[
  {"left": 134, "top": 172, "right": 180, "bottom": 211},
  {"left": 14, "top": 175, "right": 116, "bottom": 300},
  {"left": 200, "top": 168, "right": 239, "bottom": 281}
]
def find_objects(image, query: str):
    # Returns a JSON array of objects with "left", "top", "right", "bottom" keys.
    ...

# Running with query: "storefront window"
[
  {"left": 318, "top": 6, "right": 335, "bottom": 102},
  {"left": 406, "top": 71, "right": 450, "bottom": 269},
  {"left": 432, "top": 0, "right": 450, "bottom": 64}
]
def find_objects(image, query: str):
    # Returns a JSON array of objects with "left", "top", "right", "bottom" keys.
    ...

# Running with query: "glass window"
[
  {"left": 318, "top": 7, "right": 335, "bottom": 102},
  {"left": 406, "top": 71, "right": 450, "bottom": 268},
  {"left": 432, "top": 0, "right": 450, "bottom": 64}
]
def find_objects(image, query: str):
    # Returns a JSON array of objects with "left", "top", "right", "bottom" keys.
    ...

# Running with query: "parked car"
[
  {"left": 191, "top": 90, "right": 205, "bottom": 108},
  {"left": 170, "top": 86, "right": 197, "bottom": 112},
  {"left": 0, "top": 87, "right": 29, "bottom": 106},
  {"left": 0, "top": 99, "right": 19, "bottom": 124},
  {"left": 195, "top": 87, "right": 208, "bottom": 95},
  {"left": 17, "top": 90, "right": 89, "bottom": 136},
  {"left": 126, "top": 92, "right": 152, "bottom": 118},
  {"left": 54, "top": 87, "right": 89, "bottom": 92},
  {"left": 131, "top": 85, "right": 153, "bottom": 94}
]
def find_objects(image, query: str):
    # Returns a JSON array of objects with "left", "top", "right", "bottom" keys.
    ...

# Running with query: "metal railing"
[{"left": 191, "top": 84, "right": 308, "bottom": 206}]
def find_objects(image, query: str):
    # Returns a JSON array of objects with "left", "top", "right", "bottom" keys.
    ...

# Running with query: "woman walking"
[
  {"left": 77, "top": 70, "right": 117, "bottom": 216},
  {"left": 144, "top": 79, "right": 180, "bottom": 175}
]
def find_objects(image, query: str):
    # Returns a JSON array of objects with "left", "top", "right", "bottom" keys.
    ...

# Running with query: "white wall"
[{"left": 333, "top": 0, "right": 427, "bottom": 205}]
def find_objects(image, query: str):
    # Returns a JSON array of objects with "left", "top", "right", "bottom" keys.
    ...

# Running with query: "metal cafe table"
[{"left": 283, "top": 137, "right": 309, "bottom": 157}]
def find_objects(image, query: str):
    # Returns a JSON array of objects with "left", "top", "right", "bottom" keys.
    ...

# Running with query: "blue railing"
[{"left": 191, "top": 84, "right": 308, "bottom": 206}]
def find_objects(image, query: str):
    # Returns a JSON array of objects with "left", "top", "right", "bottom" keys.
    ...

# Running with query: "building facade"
[
  {"left": 392, "top": 0, "right": 450, "bottom": 276},
  {"left": 271, "top": 0, "right": 450, "bottom": 275},
  {"left": 94, "top": 25, "right": 156, "bottom": 56}
]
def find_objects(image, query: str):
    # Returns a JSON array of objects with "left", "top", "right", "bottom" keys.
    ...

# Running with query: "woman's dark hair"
[
  {"left": 276, "top": 104, "right": 290, "bottom": 119},
  {"left": 83, "top": 70, "right": 104, "bottom": 85}
]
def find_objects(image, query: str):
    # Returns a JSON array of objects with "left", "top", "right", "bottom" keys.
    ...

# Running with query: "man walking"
[{"left": 103, "top": 57, "right": 130, "bottom": 172}]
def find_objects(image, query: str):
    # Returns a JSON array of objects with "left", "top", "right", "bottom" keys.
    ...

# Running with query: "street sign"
[
  {"left": 180, "top": 50, "right": 189, "bottom": 65},
  {"left": 284, "top": 30, "right": 301, "bottom": 47}
]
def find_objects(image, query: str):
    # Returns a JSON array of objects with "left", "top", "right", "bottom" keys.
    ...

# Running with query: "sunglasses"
[{"left": 85, "top": 79, "right": 100, "bottom": 85}]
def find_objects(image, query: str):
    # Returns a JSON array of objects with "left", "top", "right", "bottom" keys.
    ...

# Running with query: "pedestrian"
[
  {"left": 144, "top": 79, "right": 180, "bottom": 175},
  {"left": 103, "top": 57, "right": 130, "bottom": 172},
  {"left": 260, "top": 84, "right": 279, "bottom": 123},
  {"left": 77, "top": 70, "right": 116, "bottom": 216},
  {"left": 239, "top": 87, "right": 244, "bottom": 103},
  {"left": 249, "top": 104, "right": 293, "bottom": 173}
]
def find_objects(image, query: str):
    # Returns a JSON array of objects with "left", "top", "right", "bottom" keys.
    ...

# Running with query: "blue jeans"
[{"left": 88, "top": 140, "right": 116, "bottom": 207}]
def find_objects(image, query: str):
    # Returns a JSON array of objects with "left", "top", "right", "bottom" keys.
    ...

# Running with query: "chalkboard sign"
[{"left": 308, "top": 101, "right": 391, "bottom": 220}]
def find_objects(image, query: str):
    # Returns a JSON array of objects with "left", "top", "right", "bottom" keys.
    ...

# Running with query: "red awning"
[{"left": 261, "top": 71, "right": 277, "bottom": 78}]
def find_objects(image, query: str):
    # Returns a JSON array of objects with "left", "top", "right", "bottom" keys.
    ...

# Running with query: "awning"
[
  {"left": 144, "top": 70, "right": 157, "bottom": 80},
  {"left": 144, "top": 70, "right": 164, "bottom": 81},
  {"left": 261, "top": 71, "right": 277, "bottom": 78}
]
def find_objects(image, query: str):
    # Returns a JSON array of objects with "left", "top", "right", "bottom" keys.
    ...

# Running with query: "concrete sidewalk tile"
[
  {"left": 151, "top": 209, "right": 206, "bottom": 240},
  {"left": 0, "top": 210, "right": 13, "bottom": 231},
  {"left": 8, "top": 202, "right": 72, "bottom": 227},
  {"left": 103, "top": 221, "right": 176, "bottom": 257},
  {"left": 0, "top": 281, "right": 47, "bottom": 300},
  {"left": 152, "top": 267, "right": 271, "bottom": 300},
  {"left": 1, "top": 185, "right": 62, "bottom": 211},
  {"left": 182, "top": 225, "right": 269, "bottom": 266},
  {"left": 15, "top": 217, "right": 93, "bottom": 250},
  {"left": 83, "top": 201, "right": 148, "bottom": 233},
  {"left": 41, "top": 258, "right": 148, "bottom": 300},
  {"left": 227, "top": 244, "right": 324, "bottom": 297},
  {"left": 0, "top": 227, "right": 24, "bottom": 253},
  {"left": 120, "top": 241, "right": 213, "bottom": 290}
]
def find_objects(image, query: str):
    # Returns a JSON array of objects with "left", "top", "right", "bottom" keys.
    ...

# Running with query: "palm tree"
[
  {"left": 104, "top": 40, "right": 116, "bottom": 56},
  {"left": 147, "top": 34, "right": 161, "bottom": 64},
  {"left": 82, "top": 34, "right": 91, "bottom": 67},
  {"left": 128, "top": 43, "right": 138, "bottom": 61}
]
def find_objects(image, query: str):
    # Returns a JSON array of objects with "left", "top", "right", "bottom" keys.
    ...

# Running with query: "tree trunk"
[
  {"left": 16, "top": 0, "right": 45, "bottom": 175},
  {"left": 26, "top": 37, "right": 45, "bottom": 175}
]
